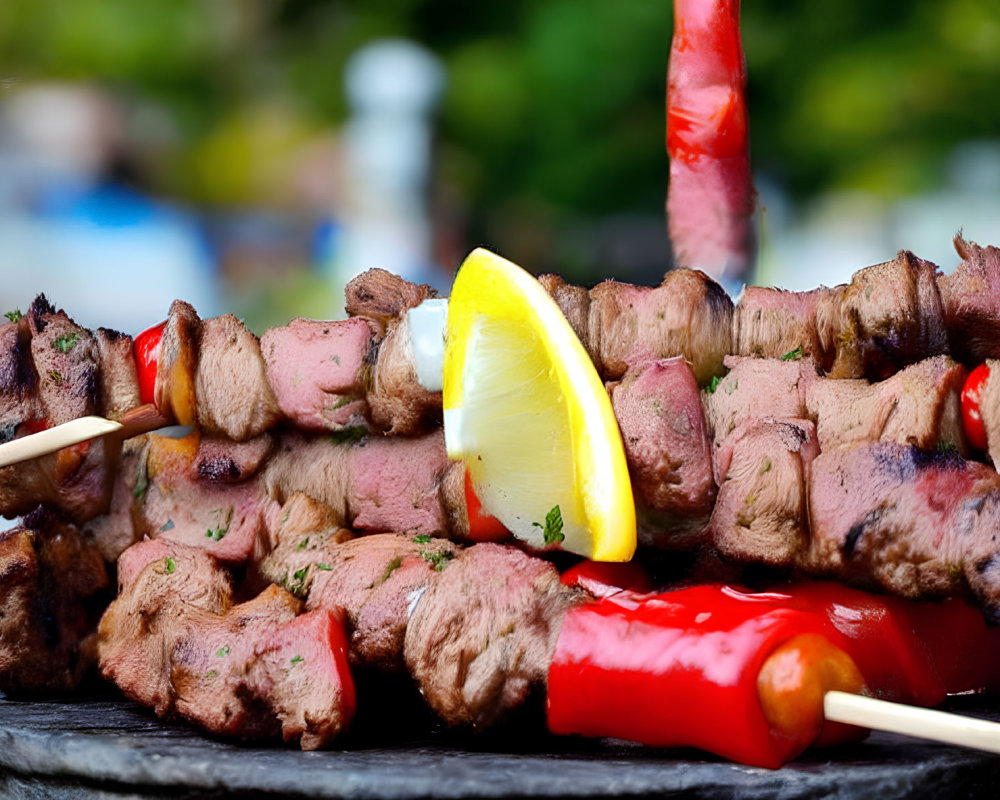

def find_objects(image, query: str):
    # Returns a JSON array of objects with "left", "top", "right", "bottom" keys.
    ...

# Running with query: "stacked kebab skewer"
[
  {"left": 6, "top": 237, "right": 1000, "bottom": 766},
  {"left": 8, "top": 0, "right": 1000, "bottom": 770}
]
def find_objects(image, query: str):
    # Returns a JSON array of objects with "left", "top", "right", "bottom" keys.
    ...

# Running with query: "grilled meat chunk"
[
  {"left": 195, "top": 314, "right": 281, "bottom": 440},
  {"left": 805, "top": 356, "right": 966, "bottom": 453},
  {"left": 708, "top": 418, "right": 819, "bottom": 566},
  {"left": 732, "top": 286, "right": 835, "bottom": 368},
  {"left": 938, "top": 236, "right": 1000, "bottom": 363},
  {"left": 806, "top": 443, "right": 1000, "bottom": 620},
  {"left": 610, "top": 356, "right": 715, "bottom": 547},
  {"left": 0, "top": 508, "right": 110, "bottom": 694},
  {"left": 261, "top": 316, "right": 374, "bottom": 434},
  {"left": 405, "top": 543, "right": 581, "bottom": 729},
  {"left": 99, "top": 539, "right": 354, "bottom": 749},
  {"left": 826, "top": 250, "right": 948, "bottom": 380}
]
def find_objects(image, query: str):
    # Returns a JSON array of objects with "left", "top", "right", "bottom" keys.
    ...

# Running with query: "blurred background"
[{"left": 0, "top": 0, "right": 999, "bottom": 334}]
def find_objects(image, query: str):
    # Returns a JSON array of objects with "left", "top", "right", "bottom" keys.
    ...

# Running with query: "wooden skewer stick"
[
  {"left": 0, "top": 404, "right": 184, "bottom": 470},
  {"left": 825, "top": 691, "right": 1000, "bottom": 755}
]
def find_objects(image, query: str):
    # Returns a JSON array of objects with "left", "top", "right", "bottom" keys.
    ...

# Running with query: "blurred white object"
[{"left": 328, "top": 40, "right": 447, "bottom": 312}]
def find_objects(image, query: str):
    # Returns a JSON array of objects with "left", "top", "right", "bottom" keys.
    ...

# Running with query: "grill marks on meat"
[
  {"left": 0, "top": 318, "right": 39, "bottom": 438},
  {"left": 828, "top": 250, "right": 948, "bottom": 380},
  {"left": 610, "top": 357, "right": 715, "bottom": 547},
  {"left": 404, "top": 543, "right": 580, "bottom": 729},
  {"left": 806, "top": 444, "right": 1000, "bottom": 620},
  {"left": 938, "top": 236, "right": 1000, "bottom": 363},
  {"left": 99, "top": 540, "right": 354, "bottom": 748},
  {"left": 541, "top": 269, "right": 733, "bottom": 386},
  {"left": 805, "top": 356, "right": 967, "bottom": 454},
  {"left": 703, "top": 356, "right": 813, "bottom": 460},
  {"left": 0, "top": 510, "right": 109, "bottom": 694},
  {"left": 734, "top": 252, "right": 950, "bottom": 380},
  {"left": 139, "top": 434, "right": 269, "bottom": 565},
  {"left": 29, "top": 305, "right": 98, "bottom": 426}
]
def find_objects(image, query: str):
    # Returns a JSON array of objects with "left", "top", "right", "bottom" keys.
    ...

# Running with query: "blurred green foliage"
[{"left": 3, "top": 0, "right": 999, "bottom": 258}]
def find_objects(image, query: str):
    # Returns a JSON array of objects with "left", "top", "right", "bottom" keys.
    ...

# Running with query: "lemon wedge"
[{"left": 443, "top": 248, "right": 636, "bottom": 561}]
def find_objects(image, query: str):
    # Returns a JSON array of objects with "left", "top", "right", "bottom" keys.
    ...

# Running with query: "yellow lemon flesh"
[{"left": 443, "top": 248, "right": 636, "bottom": 561}]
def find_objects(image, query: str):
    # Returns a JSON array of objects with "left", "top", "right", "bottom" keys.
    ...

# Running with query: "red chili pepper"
[
  {"left": 547, "top": 583, "right": 1000, "bottom": 767},
  {"left": 666, "top": 0, "right": 754, "bottom": 284},
  {"left": 134, "top": 321, "right": 166, "bottom": 407},
  {"left": 463, "top": 471, "right": 510, "bottom": 542},
  {"left": 961, "top": 363, "right": 990, "bottom": 451},
  {"left": 560, "top": 559, "right": 652, "bottom": 598}
]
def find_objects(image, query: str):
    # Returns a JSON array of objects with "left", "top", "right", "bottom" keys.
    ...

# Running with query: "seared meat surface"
[
  {"left": 0, "top": 508, "right": 109, "bottom": 694},
  {"left": 99, "top": 539, "right": 354, "bottom": 749}
]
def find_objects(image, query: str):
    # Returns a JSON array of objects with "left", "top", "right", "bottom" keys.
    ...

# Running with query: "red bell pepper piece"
[
  {"left": 463, "top": 470, "right": 511, "bottom": 542},
  {"left": 961, "top": 363, "right": 990, "bottom": 452},
  {"left": 667, "top": 0, "right": 754, "bottom": 286},
  {"left": 133, "top": 320, "right": 166, "bottom": 407},
  {"left": 560, "top": 559, "right": 652, "bottom": 598},
  {"left": 547, "top": 583, "right": 1000, "bottom": 767}
]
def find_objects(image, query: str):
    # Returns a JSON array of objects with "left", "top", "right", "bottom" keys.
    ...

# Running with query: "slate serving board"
[{"left": 2, "top": 693, "right": 1000, "bottom": 799}]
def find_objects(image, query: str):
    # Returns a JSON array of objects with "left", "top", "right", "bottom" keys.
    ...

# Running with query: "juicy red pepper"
[
  {"left": 561, "top": 559, "right": 652, "bottom": 598},
  {"left": 134, "top": 321, "right": 166, "bottom": 407},
  {"left": 666, "top": 0, "right": 754, "bottom": 284},
  {"left": 961, "top": 363, "right": 990, "bottom": 452},
  {"left": 464, "top": 470, "right": 510, "bottom": 542},
  {"left": 547, "top": 583, "right": 1000, "bottom": 767}
]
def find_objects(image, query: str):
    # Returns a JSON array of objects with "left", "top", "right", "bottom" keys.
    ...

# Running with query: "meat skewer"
[{"left": 97, "top": 512, "right": 1000, "bottom": 764}]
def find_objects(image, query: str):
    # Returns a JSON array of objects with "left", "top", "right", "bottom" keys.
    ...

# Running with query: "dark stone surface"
[{"left": 3, "top": 693, "right": 1000, "bottom": 799}]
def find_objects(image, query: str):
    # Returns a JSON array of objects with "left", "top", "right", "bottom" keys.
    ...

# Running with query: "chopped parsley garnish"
[
  {"left": 280, "top": 509, "right": 290, "bottom": 524},
  {"left": 206, "top": 670, "right": 218, "bottom": 679},
  {"left": 287, "top": 566, "right": 309, "bottom": 594},
  {"left": 159, "top": 519, "right": 174, "bottom": 532},
  {"left": 759, "top": 458, "right": 772, "bottom": 475},
  {"left": 48, "top": 370, "right": 63, "bottom": 383},
  {"left": 4, "top": 309, "right": 22, "bottom": 323},
  {"left": 412, "top": 534, "right": 432, "bottom": 544},
  {"left": 533, "top": 505, "right": 565, "bottom": 545},
  {"left": 216, "top": 645, "right": 230, "bottom": 657},
  {"left": 291, "top": 655, "right": 304, "bottom": 666},
  {"left": 780, "top": 345, "right": 804, "bottom": 361},
  {"left": 706, "top": 375, "right": 722, "bottom": 394},
  {"left": 205, "top": 507, "right": 233, "bottom": 542},
  {"left": 316, "top": 563, "right": 332, "bottom": 571},
  {"left": 725, "top": 379, "right": 739, "bottom": 395},
  {"left": 52, "top": 332, "right": 79, "bottom": 353},
  {"left": 164, "top": 557, "right": 176, "bottom": 574},
  {"left": 133, "top": 457, "right": 149, "bottom": 502},
  {"left": 420, "top": 549, "right": 455, "bottom": 571},
  {"left": 330, "top": 425, "right": 367, "bottom": 445},
  {"left": 296, "top": 537, "right": 310, "bottom": 551},
  {"left": 937, "top": 439, "right": 959, "bottom": 453}
]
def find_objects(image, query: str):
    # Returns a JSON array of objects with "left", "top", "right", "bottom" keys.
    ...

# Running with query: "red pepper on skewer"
[
  {"left": 667, "top": 0, "right": 755, "bottom": 287},
  {"left": 547, "top": 583, "right": 1000, "bottom": 768},
  {"left": 961, "top": 363, "right": 990, "bottom": 452},
  {"left": 134, "top": 320, "right": 166, "bottom": 407}
]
